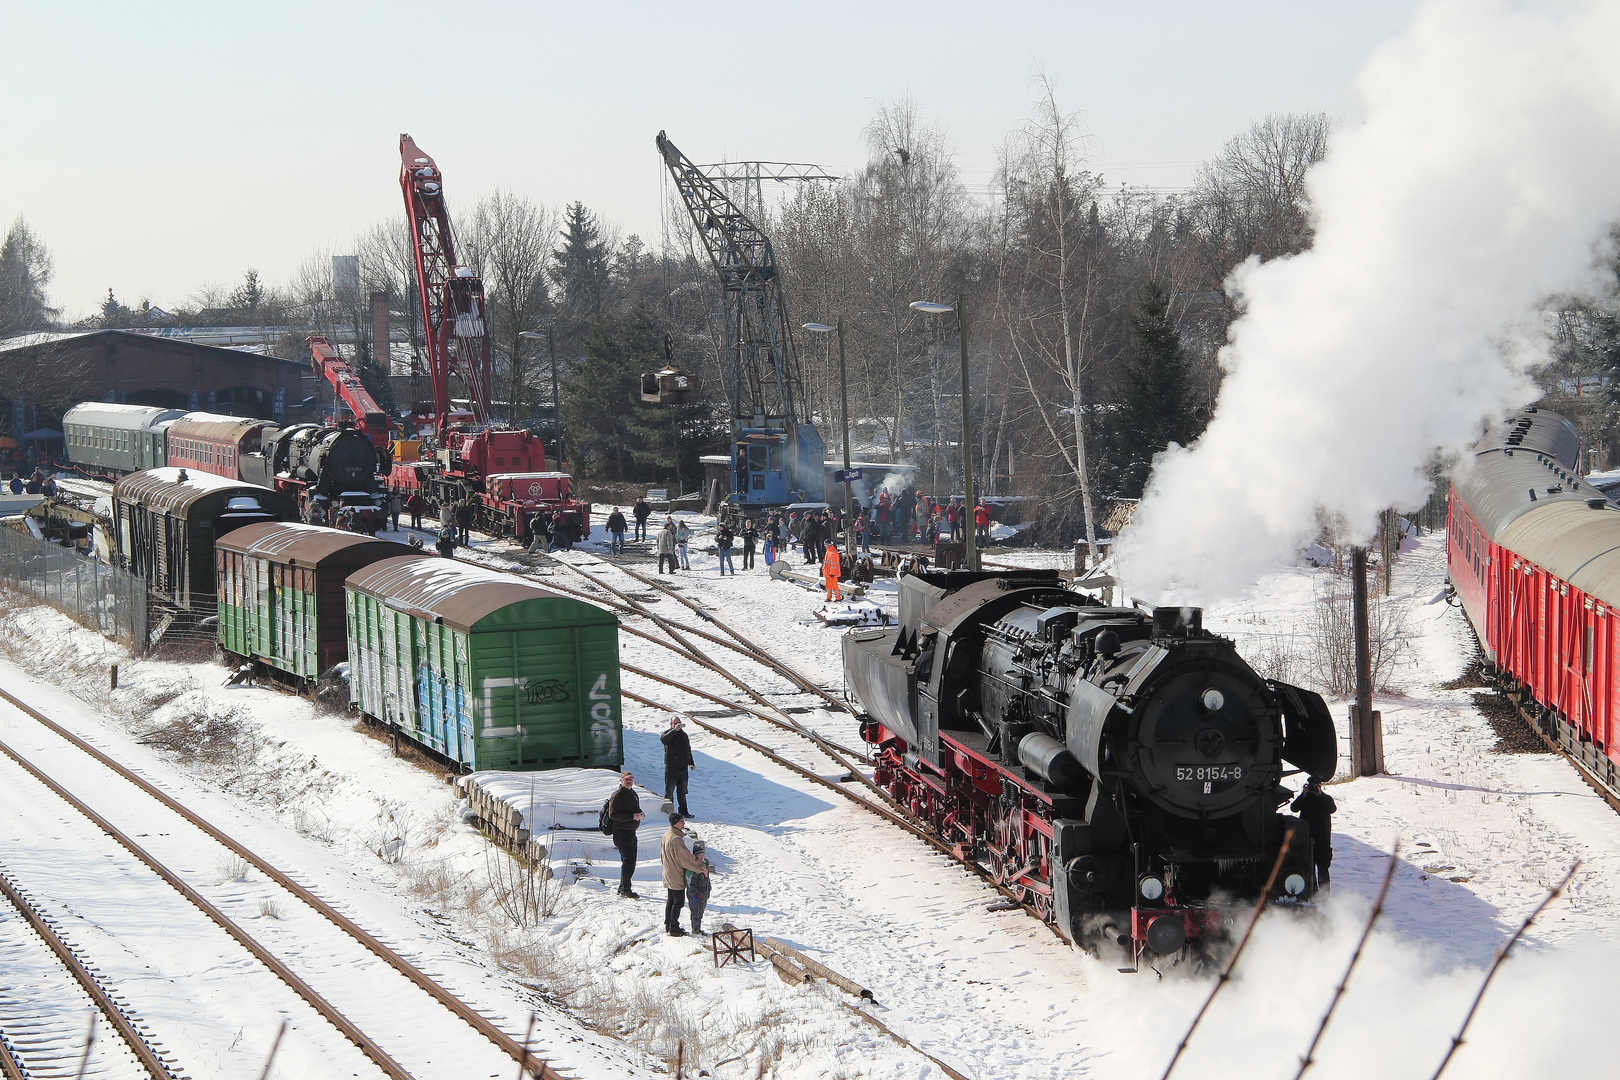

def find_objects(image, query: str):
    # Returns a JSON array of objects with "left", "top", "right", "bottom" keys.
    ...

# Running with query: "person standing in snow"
[
  {"left": 606, "top": 507, "right": 627, "bottom": 554},
  {"left": 686, "top": 839, "right": 715, "bottom": 936},
  {"left": 1291, "top": 776, "right": 1337, "bottom": 888},
  {"left": 660, "top": 813, "right": 707, "bottom": 937},
  {"left": 675, "top": 519, "right": 691, "bottom": 570},
  {"left": 715, "top": 522, "right": 736, "bottom": 575},
  {"left": 609, "top": 771, "right": 645, "bottom": 898},
  {"left": 632, "top": 496, "right": 652, "bottom": 542},
  {"left": 655, "top": 519, "right": 678, "bottom": 574},
  {"left": 454, "top": 498, "right": 473, "bottom": 547},
  {"left": 439, "top": 500, "right": 455, "bottom": 543},
  {"left": 388, "top": 491, "right": 402, "bottom": 531},
  {"left": 407, "top": 491, "right": 426, "bottom": 530},
  {"left": 740, "top": 518, "right": 758, "bottom": 570},
  {"left": 822, "top": 541, "right": 842, "bottom": 601},
  {"left": 661, "top": 714, "right": 694, "bottom": 818},
  {"left": 800, "top": 510, "right": 822, "bottom": 565}
]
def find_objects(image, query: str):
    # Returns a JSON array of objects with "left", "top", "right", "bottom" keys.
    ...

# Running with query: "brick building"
[{"left": 0, "top": 330, "right": 307, "bottom": 423}]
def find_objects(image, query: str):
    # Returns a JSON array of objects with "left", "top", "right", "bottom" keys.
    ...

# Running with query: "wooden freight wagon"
[
  {"left": 345, "top": 556, "right": 622, "bottom": 772},
  {"left": 113, "top": 468, "right": 299, "bottom": 611},
  {"left": 216, "top": 523, "right": 418, "bottom": 681}
]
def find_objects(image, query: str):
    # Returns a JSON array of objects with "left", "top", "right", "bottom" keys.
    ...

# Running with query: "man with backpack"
[{"left": 605, "top": 771, "right": 645, "bottom": 898}]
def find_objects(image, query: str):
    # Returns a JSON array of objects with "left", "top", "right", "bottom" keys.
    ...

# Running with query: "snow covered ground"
[{"left": 1, "top": 519, "right": 1617, "bottom": 1078}]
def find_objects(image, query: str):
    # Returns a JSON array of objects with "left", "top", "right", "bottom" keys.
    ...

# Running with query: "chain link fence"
[{"left": 0, "top": 529, "right": 148, "bottom": 652}]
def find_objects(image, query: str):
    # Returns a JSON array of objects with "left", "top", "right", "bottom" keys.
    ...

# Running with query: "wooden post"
[{"left": 1350, "top": 548, "right": 1382, "bottom": 776}]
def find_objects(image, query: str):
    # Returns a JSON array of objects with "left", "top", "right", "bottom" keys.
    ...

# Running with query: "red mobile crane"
[{"left": 391, "top": 134, "right": 590, "bottom": 543}]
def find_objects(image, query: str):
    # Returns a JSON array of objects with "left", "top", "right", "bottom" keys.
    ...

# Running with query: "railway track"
[
  {"left": 0, "top": 685, "right": 569, "bottom": 1080},
  {"left": 525, "top": 550, "right": 1063, "bottom": 931},
  {"left": 0, "top": 862, "right": 178, "bottom": 1080}
]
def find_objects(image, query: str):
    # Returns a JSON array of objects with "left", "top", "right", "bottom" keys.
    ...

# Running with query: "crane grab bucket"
[{"left": 641, "top": 368, "right": 700, "bottom": 405}]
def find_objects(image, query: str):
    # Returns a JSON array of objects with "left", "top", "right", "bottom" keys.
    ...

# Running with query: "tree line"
[{"left": 0, "top": 91, "right": 1444, "bottom": 536}]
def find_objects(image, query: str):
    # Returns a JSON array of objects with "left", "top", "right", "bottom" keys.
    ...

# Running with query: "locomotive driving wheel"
[{"left": 1032, "top": 891, "right": 1052, "bottom": 922}]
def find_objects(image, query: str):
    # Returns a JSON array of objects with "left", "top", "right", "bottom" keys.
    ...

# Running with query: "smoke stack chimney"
[{"left": 369, "top": 291, "right": 390, "bottom": 372}]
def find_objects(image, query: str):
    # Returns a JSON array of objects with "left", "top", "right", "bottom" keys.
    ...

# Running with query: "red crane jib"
[
  {"left": 307, "top": 335, "right": 390, "bottom": 446},
  {"left": 399, "top": 133, "right": 493, "bottom": 442}
]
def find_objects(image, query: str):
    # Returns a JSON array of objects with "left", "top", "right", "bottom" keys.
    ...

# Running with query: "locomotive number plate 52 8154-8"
[{"left": 1176, "top": 764, "right": 1243, "bottom": 782}]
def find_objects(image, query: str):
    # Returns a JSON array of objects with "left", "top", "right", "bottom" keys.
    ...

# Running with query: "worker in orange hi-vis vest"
[{"left": 822, "top": 542, "right": 843, "bottom": 601}]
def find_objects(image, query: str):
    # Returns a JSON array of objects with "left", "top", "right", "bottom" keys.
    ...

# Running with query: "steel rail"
[
  {"left": 610, "top": 560, "right": 851, "bottom": 712},
  {"left": 0, "top": 863, "right": 176, "bottom": 1080},
  {"left": 0, "top": 686, "right": 569, "bottom": 1080},
  {"left": 618, "top": 684, "right": 1059, "bottom": 932},
  {"left": 0, "top": 1038, "right": 23, "bottom": 1080},
  {"left": 543, "top": 560, "right": 903, "bottom": 814},
  {"left": 0, "top": 733, "right": 417, "bottom": 1080}
]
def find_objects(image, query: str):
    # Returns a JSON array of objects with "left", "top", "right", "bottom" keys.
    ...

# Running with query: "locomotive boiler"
[
  {"left": 843, "top": 570, "right": 1337, "bottom": 967},
  {"left": 242, "top": 423, "right": 386, "bottom": 531}
]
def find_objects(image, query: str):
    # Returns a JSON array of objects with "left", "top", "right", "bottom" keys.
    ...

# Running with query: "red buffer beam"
[
  {"left": 399, "top": 133, "right": 493, "bottom": 438},
  {"left": 307, "top": 335, "right": 391, "bottom": 447}
]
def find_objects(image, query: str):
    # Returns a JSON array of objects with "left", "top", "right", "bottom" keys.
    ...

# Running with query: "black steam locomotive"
[
  {"left": 843, "top": 570, "right": 1337, "bottom": 968},
  {"left": 241, "top": 424, "right": 387, "bottom": 532}
]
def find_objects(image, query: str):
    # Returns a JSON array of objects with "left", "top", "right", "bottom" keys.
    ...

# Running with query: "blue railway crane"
[{"left": 655, "top": 130, "right": 826, "bottom": 514}]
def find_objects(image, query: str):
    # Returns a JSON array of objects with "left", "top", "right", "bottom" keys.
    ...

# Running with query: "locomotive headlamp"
[
  {"left": 1138, "top": 875, "right": 1164, "bottom": 901},
  {"left": 1145, "top": 914, "right": 1187, "bottom": 955},
  {"left": 1202, "top": 688, "right": 1225, "bottom": 711},
  {"left": 1284, "top": 873, "right": 1307, "bottom": 897}
]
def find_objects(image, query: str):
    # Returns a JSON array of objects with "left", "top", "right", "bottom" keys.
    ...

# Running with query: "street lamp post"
[
  {"left": 803, "top": 319, "right": 857, "bottom": 567},
  {"left": 910, "top": 294, "right": 976, "bottom": 571},
  {"left": 518, "top": 328, "right": 562, "bottom": 467}
]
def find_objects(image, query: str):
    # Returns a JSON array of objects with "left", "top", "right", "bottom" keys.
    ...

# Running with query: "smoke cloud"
[{"left": 1118, "top": 0, "right": 1620, "bottom": 602}]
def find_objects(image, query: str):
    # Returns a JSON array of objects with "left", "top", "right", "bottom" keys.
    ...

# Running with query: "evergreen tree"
[
  {"left": 552, "top": 202, "right": 611, "bottom": 338},
  {"left": 1115, "top": 278, "right": 1198, "bottom": 497},
  {"left": 562, "top": 304, "right": 717, "bottom": 483}
]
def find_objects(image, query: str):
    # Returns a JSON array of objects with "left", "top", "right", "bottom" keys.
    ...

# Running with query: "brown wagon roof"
[
  {"left": 113, "top": 468, "right": 297, "bottom": 516},
  {"left": 165, "top": 413, "right": 275, "bottom": 442},
  {"left": 345, "top": 555, "right": 615, "bottom": 633},
  {"left": 216, "top": 522, "right": 416, "bottom": 567}
]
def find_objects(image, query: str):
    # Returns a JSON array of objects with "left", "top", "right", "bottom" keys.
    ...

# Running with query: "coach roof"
[
  {"left": 345, "top": 555, "right": 616, "bottom": 633},
  {"left": 1496, "top": 500, "right": 1620, "bottom": 602},
  {"left": 216, "top": 521, "right": 409, "bottom": 567},
  {"left": 113, "top": 468, "right": 295, "bottom": 516},
  {"left": 1453, "top": 409, "right": 1590, "bottom": 540}
]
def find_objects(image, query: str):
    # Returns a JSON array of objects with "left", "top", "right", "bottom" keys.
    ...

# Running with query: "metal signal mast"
[
  {"left": 655, "top": 130, "right": 825, "bottom": 508},
  {"left": 399, "top": 133, "right": 493, "bottom": 439}
]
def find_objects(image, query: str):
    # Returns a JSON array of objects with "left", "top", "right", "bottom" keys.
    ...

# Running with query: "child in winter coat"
[{"left": 686, "top": 839, "right": 715, "bottom": 935}]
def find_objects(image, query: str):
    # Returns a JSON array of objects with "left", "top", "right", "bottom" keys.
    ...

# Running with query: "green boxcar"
[
  {"left": 345, "top": 555, "right": 622, "bottom": 771},
  {"left": 216, "top": 522, "right": 418, "bottom": 681}
]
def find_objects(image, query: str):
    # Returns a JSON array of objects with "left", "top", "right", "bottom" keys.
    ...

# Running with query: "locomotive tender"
[{"left": 843, "top": 570, "right": 1336, "bottom": 966}]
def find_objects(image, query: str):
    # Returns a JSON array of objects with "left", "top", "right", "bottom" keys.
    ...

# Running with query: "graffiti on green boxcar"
[
  {"left": 522, "top": 678, "right": 569, "bottom": 705},
  {"left": 588, "top": 673, "right": 618, "bottom": 760}
]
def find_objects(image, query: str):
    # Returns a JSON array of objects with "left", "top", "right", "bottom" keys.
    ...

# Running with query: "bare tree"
[
  {"left": 460, "top": 191, "right": 558, "bottom": 423},
  {"left": 1001, "top": 74, "right": 1112, "bottom": 560},
  {"left": 1189, "top": 112, "right": 1332, "bottom": 262}
]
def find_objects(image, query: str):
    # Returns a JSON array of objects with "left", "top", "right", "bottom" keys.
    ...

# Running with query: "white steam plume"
[{"left": 1118, "top": 0, "right": 1620, "bottom": 602}]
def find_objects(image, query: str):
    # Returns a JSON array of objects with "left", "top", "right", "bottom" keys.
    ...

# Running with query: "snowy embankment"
[{"left": 0, "top": 523, "right": 1618, "bottom": 1077}]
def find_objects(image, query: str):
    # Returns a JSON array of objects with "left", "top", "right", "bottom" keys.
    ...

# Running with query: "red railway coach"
[
  {"left": 165, "top": 412, "right": 275, "bottom": 481},
  {"left": 1449, "top": 406, "right": 1620, "bottom": 803}
]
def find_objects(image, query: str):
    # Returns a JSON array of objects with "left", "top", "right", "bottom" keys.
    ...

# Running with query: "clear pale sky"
[{"left": 2, "top": 0, "right": 1430, "bottom": 321}]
